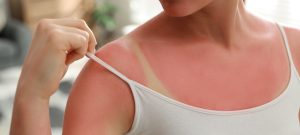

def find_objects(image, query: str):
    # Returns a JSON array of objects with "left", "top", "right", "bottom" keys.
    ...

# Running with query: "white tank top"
[{"left": 86, "top": 24, "right": 300, "bottom": 135}]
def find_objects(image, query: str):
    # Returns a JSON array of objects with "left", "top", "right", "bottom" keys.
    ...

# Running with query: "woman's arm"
[
  {"left": 10, "top": 92, "right": 52, "bottom": 135},
  {"left": 10, "top": 18, "right": 97, "bottom": 135},
  {"left": 62, "top": 48, "right": 135, "bottom": 134}
]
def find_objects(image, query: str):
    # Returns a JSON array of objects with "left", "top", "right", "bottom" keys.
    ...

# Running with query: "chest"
[{"left": 138, "top": 41, "right": 291, "bottom": 111}]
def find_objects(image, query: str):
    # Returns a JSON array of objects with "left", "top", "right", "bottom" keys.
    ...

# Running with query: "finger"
[
  {"left": 64, "top": 32, "right": 89, "bottom": 65},
  {"left": 66, "top": 33, "right": 89, "bottom": 55},
  {"left": 47, "top": 29, "right": 89, "bottom": 65},
  {"left": 55, "top": 25, "right": 90, "bottom": 41},
  {"left": 65, "top": 51, "right": 84, "bottom": 65},
  {"left": 50, "top": 18, "right": 97, "bottom": 52},
  {"left": 58, "top": 25, "right": 96, "bottom": 54}
]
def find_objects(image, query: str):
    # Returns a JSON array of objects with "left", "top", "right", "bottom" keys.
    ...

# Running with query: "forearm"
[
  {"left": 10, "top": 88, "right": 52, "bottom": 135},
  {"left": 8, "top": 18, "right": 97, "bottom": 135}
]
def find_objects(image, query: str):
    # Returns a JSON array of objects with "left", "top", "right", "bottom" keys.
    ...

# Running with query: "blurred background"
[{"left": 0, "top": 0, "right": 299, "bottom": 134}]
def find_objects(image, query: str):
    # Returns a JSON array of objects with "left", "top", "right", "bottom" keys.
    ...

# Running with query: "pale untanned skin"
[{"left": 10, "top": 0, "right": 300, "bottom": 135}]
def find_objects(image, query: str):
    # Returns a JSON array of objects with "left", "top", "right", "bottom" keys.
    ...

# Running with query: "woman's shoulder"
[
  {"left": 282, "top": 25, "right": 300, "bottom": 43},
  {"left": 281, "top": 25, "right": 300, "bottom": 71},
  {"left": 74, "top": 36, "right": 146, "bottom": 103},
  {"left": 283, "top": 24, "right": 300, "bottom": 39},
  {"left": 63, "top": 37, "right": 145, "bottom": 134},
  {"left": 94, "top": 37, "right": 145, "bottom": 81}
]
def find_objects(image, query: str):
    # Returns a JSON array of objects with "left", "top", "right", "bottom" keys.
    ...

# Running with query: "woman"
[{"left": 10, "top": 0, "right": 300, "bottom": 134}]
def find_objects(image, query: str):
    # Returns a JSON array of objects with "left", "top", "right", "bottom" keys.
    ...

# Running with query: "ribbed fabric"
[{"left": 86, "top": 24, "right": 300, "bottom": 135}]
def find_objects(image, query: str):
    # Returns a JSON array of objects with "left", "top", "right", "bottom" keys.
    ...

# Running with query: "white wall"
[
  {"left": 129, "top": 0, "right": 162, "bottom": 24},
  {"left": 247, "top": 0, "right": 300, "bottom": 27},
  {"left": 109, "top": 0, "right": 163, "bottom": 35}
]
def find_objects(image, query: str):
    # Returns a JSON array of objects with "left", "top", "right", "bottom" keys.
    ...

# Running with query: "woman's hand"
[
  {"left": 10, "top": 18, "right": 97, "bottom": 135},
  {"left": 17, "top": 18, "right": 97, "bottom": 100}
]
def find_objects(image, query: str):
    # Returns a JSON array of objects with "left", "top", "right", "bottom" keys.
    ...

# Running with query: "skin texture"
[
  {"left": 10, "top": 18, "right": 97, "bottom": 135},
  {"left": 10, "top": 0, "right": 300, "bottom": 135},
  {"left": 159, "top": 0, "right": 213, "bottom": 17}
]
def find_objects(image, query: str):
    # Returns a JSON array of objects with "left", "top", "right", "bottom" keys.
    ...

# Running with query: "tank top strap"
[
  {"left": 277, "top": 23, "right": 296, "bottom": 68},
  {"left": 86, "top": 52, "right": 132, "bottom": 84}
]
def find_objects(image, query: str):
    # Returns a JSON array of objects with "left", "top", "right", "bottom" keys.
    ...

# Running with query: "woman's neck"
[{"left": 162, "top": 0, "right": 256, "bottom": 48}]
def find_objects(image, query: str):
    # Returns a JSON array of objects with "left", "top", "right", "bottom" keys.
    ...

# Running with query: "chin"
[
  {"left": 163, "top": 10, "right": 189, "bottom": 17},
  {"left": 160, "top": 2, "right": 203, "bottom": 17},
  {"left": 162, "top": 7, "right": 195, "bottom": 17},
  {"left": 159, "top": 0, "right": 212, "bottom": 17}
]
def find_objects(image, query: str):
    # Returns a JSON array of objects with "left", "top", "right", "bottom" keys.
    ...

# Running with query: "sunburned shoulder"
[
  {"left": 73, "top": 36, "right": 145, "bottom": 100},
  {"left": 283, "top": 25, "right": 300, "bottom": 72},
  {"left": 63, "top": 37, "right": 144, "bottom": 134},
  {"left": 94, "top": 37, "right": 143, "bottom": 80}
]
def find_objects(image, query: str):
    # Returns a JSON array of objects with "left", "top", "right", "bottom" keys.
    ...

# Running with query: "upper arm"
[{"left": 62, "top": 42, "right": 138, "bottom": 135}]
